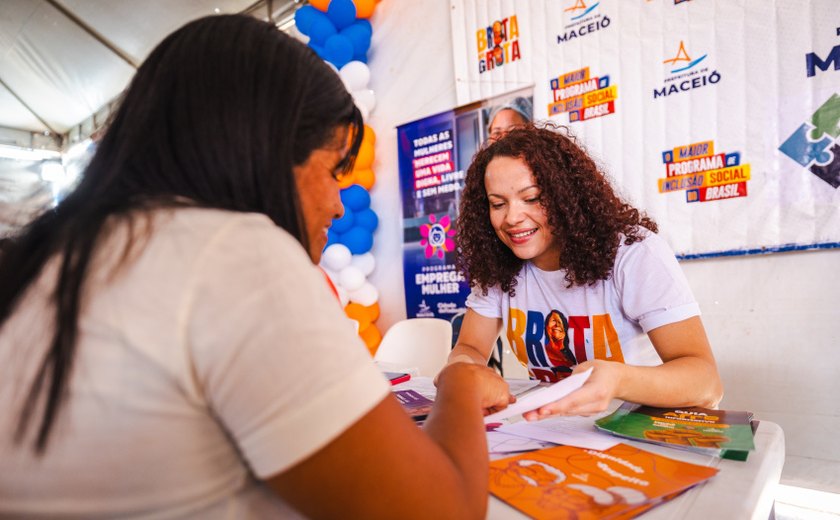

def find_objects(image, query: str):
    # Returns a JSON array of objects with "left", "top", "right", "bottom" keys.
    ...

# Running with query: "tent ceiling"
[{"left": 0, "top": 0, "right": 298, "bottom": 140}]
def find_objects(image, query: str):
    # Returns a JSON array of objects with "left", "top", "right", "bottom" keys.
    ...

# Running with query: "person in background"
[
  {"left": 0, "top": 15, "right": 512, "bottom": 519},
  {"left": 486, "top": 96, "right": 533, "bottom": 142},
  {"left": 446, "top": 123, "right": 722, "bottom": 420}
]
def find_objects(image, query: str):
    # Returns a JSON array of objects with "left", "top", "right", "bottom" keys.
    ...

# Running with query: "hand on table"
[
  {"left": 436, "top": 363, "right": 516, "bottom": 415},
  {"left": 523, "top": 360, "right": 623, "bottom": 421}
]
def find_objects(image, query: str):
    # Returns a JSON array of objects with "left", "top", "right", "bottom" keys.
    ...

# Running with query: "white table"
[
  {"left": 393, "top": 377, "right": 785, "bottom": 519},
  {"left": 487, "top": 420, "right": 785, "bottom": 520}
]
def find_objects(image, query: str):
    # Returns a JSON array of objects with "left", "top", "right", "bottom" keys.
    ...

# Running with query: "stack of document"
[
  {"left": 392, "top": 369, "right": 622, "bottom": 455},
  {"left": 484, "top": 369, "right": 621, "bottom": 455}
]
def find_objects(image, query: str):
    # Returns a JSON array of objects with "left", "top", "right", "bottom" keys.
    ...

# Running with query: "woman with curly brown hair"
[{"left": 446, "top": 124, "right": 723, "bottom": 419}]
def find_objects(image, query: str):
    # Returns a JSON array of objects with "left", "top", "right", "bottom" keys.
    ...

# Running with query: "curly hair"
[{"left": 457, "top": 123, "right": 657, "bottom": 295}]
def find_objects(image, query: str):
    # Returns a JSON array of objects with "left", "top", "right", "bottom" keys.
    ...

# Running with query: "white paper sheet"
[
  {"left": 392, "top": 376, "right": 541, "bottom": 402},
  {"left": 486, "top": 430, "right": 555, "bottom": 454},
  {"left": 483, "top": 368, "right": 593, "bottom": 423},
  {"left": 496, "top": 413, "right": 619, "bottom": 451},
  {"left": 505, "top": 378, "right": 541, "bottom": 396}
]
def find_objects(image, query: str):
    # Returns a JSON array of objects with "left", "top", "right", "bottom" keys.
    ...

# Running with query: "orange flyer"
[{"left": 489, "top": 443, "right": 718, "bottom": 519}]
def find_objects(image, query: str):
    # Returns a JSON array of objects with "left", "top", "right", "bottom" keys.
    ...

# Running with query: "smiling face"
[
  {"left": 546, "top": 312, "right": 566, "bottom": 343},
  {"left": 293, "top": 127, "right": 349, "bottom": 264},
  {"left": 484, "top": 156, "right": 561, "bottom": 271}
]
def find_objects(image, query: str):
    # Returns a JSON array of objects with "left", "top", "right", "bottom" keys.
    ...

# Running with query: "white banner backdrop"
[{"left": 451, "top": 0, "right": 840, "bottom": 258}]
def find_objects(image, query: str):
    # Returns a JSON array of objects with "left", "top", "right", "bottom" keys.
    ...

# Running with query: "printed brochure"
[
  {"left": 489, "top": 443, "right": 718, "bottom": 519},
  {"left": 595, "top": 403, "right": 755, "bottom": 460}
]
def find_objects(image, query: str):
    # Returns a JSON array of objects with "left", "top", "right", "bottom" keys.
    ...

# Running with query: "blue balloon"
[
  {"left": 353, "top": 208, "right": 379, "bottom": 232},
  {"left": 341, "top": 22, "right": 371, "bottom": 55},
  {"left": 326, "top": 0, "right": 356, "bottom": 30},
  {"left": 339, "top": 227, "right": 373, "bottom": 254},
  {"left": 352, "top": 48, "right": 368, "bottom": 64},
  {"left": 340, "top": 184, "right": 370, "bottom": 212},
  {"left": 324, "top": 34, "right": 354, "bottom": 70},
  {"left": 355, "top": 19, "right": 373, "bottom": 37},
  {"left": 330, "top": 206, "right": 355, "bottom": 233},
  {"left": 294, "top": 5, "right": 319, "bottom": 35},
  {"left": 308, "top": 16, "right": 337, "bottom": 45}
]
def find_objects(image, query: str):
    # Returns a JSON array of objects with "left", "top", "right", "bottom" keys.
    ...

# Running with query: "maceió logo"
[{"left": 663, "top": 40, "right": 707, "bottom": 74}]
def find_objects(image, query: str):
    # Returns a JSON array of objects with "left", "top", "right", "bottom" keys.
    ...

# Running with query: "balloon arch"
[{"left": 295, "top": 0, "right": 384, "bottom": 354}]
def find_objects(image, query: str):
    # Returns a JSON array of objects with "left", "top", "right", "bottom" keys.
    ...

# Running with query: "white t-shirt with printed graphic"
[{"left": 466, "top": 232, "right": 700, "bottom": 381}]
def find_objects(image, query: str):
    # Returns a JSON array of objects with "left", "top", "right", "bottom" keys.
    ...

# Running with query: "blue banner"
[{"left": 397, "top": 89, "right": 534, "bottom": 319}]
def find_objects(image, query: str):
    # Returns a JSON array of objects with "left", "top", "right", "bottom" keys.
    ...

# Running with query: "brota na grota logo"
[
  {"left": 547, "top": 66, "right": 617, "bottom": 123},
  {"left": 476, "top": 15, "right": 521, "bottom": 74},
  {"left": 557, "top": 0, "right": 610, "bottom": 44},
  {"left": 654, "top": 40, "right": 720, "bottom": 99},
  {"left": 779, "top": 93, "right": 840, "bottom": 189},
  {"left": 420, "top": 214, "right": 456, "bottom": 259},
  {"left": 658, "top": 140, "right": 751, "bottom": 203}
]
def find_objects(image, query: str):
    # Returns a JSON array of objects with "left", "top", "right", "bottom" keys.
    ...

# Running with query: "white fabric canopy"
[{"left": 0, "top": 0, "right": 276, "bottom": 135}]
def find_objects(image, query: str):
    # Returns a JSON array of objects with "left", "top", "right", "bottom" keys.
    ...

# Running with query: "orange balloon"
[
  {"left": 337, "top": 171, "right": 356, "bottom": 188},
  {"left": 360, "top": 323, "right": 382, "bottom": 355},
  {"left": 309, "top": 0, "right": 329, "bottom": 11},
  {"left": 364, "top": 301, "right": 381, "bottom": 321},
  {"left": 354, "top": 0, "right": 377, "bottom": 19},
  {"left": 354, "top": 168, "right": 375, "bottom": 190},
  {"left": 345, "top": 302, "right": 371, "bottom": 329},
  {"left": 345, "top": 301, "right": 380, "bottom": 326},
  {"left": 362, "top": 124, "right": 376, "bottom": 146},
  {"left": 355, "top": 140, "right": 375, "bottom": 169}
]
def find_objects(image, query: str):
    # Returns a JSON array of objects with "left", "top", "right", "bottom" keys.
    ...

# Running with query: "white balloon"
[
  {"left": 353, "top": 89, "right": 376, "bottom": 114},
  {"left": 356, "top": 100, "right": 370, "bottom": 122},
  {"left": 349, "top": 281, "right": 378, "bottom": 306},
  {"left": 338, "top": 265, "right": 365, "bottom": 292},
  {"left": 321, "top": 244, "right": 352, "bottom": 271},
  {"left": 350, "top": 252, "right": 376, "bottom": 276},
  {"left": 339, "top": 61, "right": 370, "bottom": 91},
  {"left": 336, "top": 285, "right": 350, "bottom": 308}
]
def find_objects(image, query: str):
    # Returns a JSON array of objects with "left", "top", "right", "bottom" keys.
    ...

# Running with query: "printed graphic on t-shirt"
[{"left": 507, "top": 307, "right": 625, "bottom": 382}]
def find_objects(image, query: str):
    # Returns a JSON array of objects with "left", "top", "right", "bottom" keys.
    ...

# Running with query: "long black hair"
[{"left": 0, "top": 14, "right": 363, "bottom": 453}]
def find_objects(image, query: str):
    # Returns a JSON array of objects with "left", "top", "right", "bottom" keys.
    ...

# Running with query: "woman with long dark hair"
[
  {"left": 447, "top": 123, "right": 722, "bottom": 419},
  {"left": 0, "top": 15, "right": 512, "bottom": 518}
]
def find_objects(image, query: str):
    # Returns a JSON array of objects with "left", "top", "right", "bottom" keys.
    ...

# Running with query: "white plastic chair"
[{"left": 374, "top": 318, "right": 452, "bottom": 377}]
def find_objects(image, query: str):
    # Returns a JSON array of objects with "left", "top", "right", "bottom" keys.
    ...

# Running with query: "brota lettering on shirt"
[{"left": 467, "top": 232, "right": 700, "bottom": 382}]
